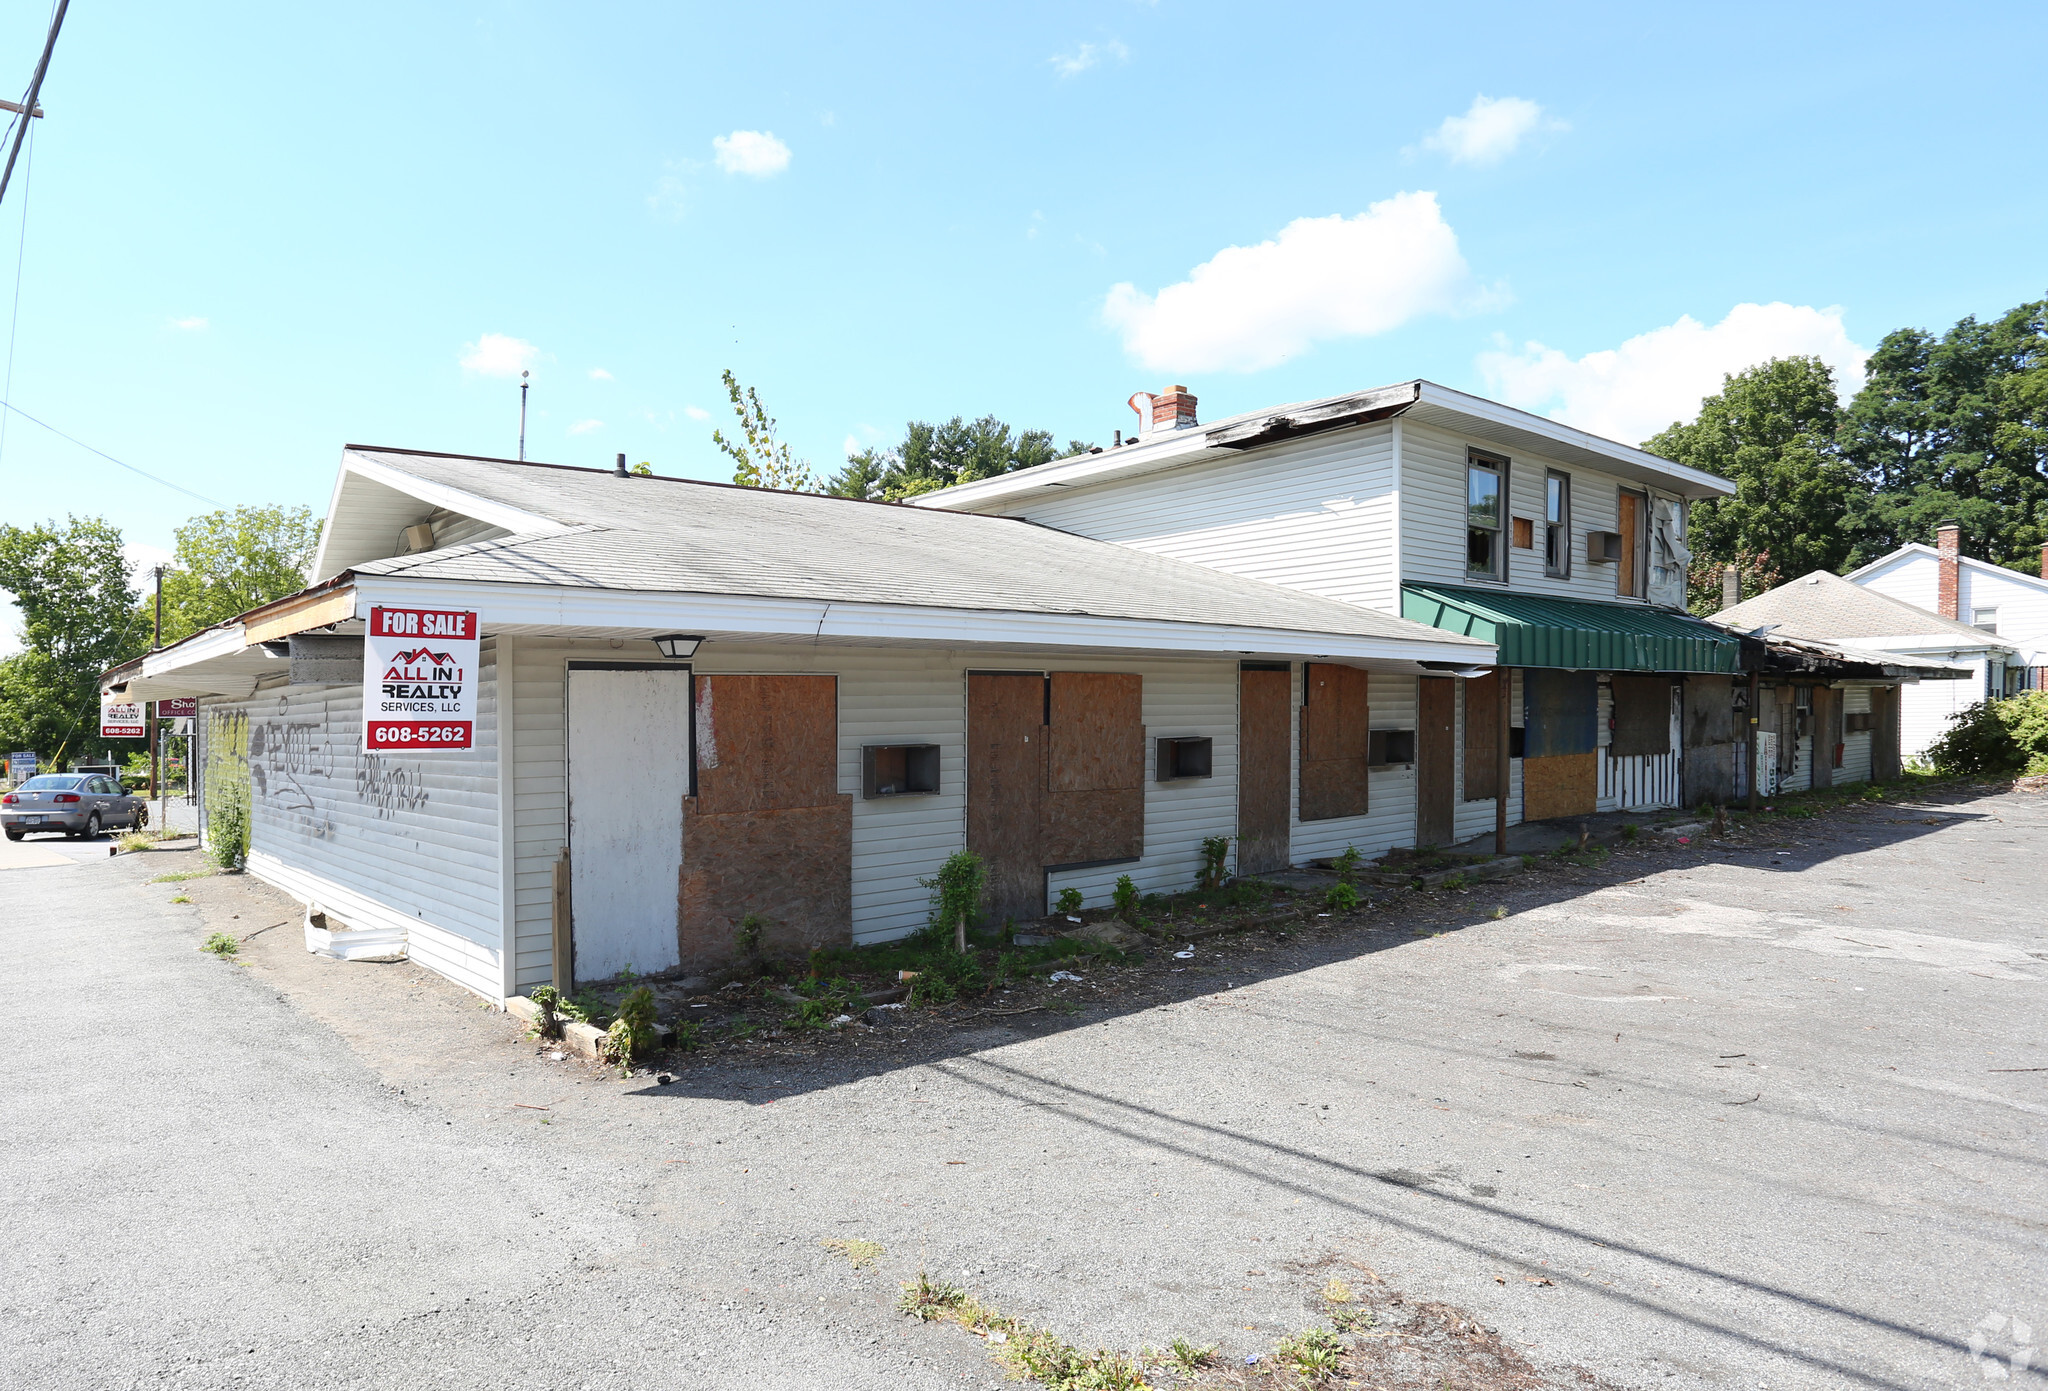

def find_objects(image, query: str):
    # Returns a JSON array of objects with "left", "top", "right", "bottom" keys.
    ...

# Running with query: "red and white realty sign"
[
  {"left": 100, "top": 701, "right": 146, "bottom": 739},
  {"left": 363, "top": 606, "right": 480, "bottom": 751}
]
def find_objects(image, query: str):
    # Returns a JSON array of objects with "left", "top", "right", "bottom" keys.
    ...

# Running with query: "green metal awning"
[{"left": 1401, "top": 582, "right": 1742, "bottom": 674}]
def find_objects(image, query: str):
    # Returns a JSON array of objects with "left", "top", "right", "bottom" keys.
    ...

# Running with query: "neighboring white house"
[
  {"left": 1711, "top": 570, "right": 1997, "bottom": 762},
  {"left": 103, "top": 445, "right": 1493, "bottom": 1002},
  {"left": 1847, "top": 523, "right": 2048, "bottom": 697},
  {"left": 915, "top": 380, "right": 1757, "bottom": 832}
]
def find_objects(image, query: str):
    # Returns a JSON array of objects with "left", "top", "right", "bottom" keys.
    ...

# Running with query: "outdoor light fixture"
[{"left": 652, "top": 634, "right": 704, "bottom": 660}]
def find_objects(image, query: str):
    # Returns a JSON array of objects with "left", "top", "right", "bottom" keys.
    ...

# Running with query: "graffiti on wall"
[
  {"left": 355, "top": 750, "right": 432, "bottom": 818},
  {"left": 204, "top": 693, "right": 439, "bottom": 843}
]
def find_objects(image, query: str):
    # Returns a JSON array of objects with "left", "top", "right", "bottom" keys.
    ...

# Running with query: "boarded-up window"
[
  {"left": 1041, "top": 671, "right": 1143, "bottom": 867},
  {"left": 1300, "top": 662, "right": 1369, "bottom": 821},
  {"left": 681, "top": 674, "right": 851, "bottom": 968},
  {"left": 1463, "top": 670, "right": 1502, "bottom": 802},
  {"left": 1609, "top": 676, "right": 1672, "bottom": 757},
  {"left": 1523, "top": 670, "right": 1598, "bottom": 758}
]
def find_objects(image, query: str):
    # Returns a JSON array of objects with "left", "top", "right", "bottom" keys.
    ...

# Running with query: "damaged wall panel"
[
  {"left": 681, "top": 674, "right": 852, "bottom": 968},
  {"left": 1462, "top": 670, "right": 1502, "bottom": 802},
  {"left": 1300, "top": 662, "right": 1369, "bottom": 821},
  {"left": 1681, "top": 675, "right": 1734, "bottom": 808}
]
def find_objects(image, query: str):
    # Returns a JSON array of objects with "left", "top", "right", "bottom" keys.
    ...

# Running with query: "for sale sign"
[
  {"left": 363, "top": 606, "right": 480, "bottom": 751},
  {"left": 101, "top": 701, "right": 146, "bottom": 738}
]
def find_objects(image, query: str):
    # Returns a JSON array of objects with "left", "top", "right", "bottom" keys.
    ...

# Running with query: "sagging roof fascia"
[
  {"left": 910, "top": 379, "right": 1735, "bottom": 511},
  {"left": 351, "top": 574, "right": 1497, "bottom": 665}
]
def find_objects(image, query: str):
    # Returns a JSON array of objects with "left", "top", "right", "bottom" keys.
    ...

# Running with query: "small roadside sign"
[
  {"left": 8, "top": 751, "right": 35, "bottom": 783},
  {"left": 100, "top": 701, "right": 146, "bottom": 739},
  {"left": 157, "top": 697, "right": 197, "bottom": 719}
]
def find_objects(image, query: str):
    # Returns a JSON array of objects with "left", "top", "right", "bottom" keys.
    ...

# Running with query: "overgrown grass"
[
  {"left": 150, "top": 868, "right": 214, "bottom": 884},
  {"left": 201, "top": 931, "right": 238, "bottom": 957},
  {"left": 896, "top": 1273, "right": 1153, "bottom": 1390}
]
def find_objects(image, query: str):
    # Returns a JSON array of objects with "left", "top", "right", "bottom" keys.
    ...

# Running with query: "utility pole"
[
  {"left": 0, "top": 0, "right": 68, "bottom": 211},
  {"left": 150, "top": 565, "right": 163, "bottom": 811},
  {"left": 518, "top": 370, "right": 529, "bottom": 460}
]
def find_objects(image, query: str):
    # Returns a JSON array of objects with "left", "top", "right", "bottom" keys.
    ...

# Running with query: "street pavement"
[{"left": 2, "top": 787, "right": 2044, "bottom": 1389}]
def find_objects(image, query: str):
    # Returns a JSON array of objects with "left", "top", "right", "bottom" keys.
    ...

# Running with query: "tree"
[
  {"left": 156, "top": 504, "right": 321, "bottom": 643},
  {"left": 1839, "top": 298, "right": 2048, "bottom": 570},
  {"left": 1642, "top": 357, "right": 1855, "bottom": 612},
  {"left": 0, "top": 516, "right": 147, "bottom": 766},
  {"left": 828, "top": 419, "right": 1096, "bottom": 501},
  {"left": 714, "top": 370, "right": 820, "bottom": 492}
]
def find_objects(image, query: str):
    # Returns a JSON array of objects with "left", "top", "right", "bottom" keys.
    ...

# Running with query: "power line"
[
  {"left": 0, "top": 0, "right": 68, "bottom": 210},
  {"left": 0, "top": 119, "right": 32, "bottom": 465},
  {"left": 0, "top": 398, "right": 222, "bottom": 505}
]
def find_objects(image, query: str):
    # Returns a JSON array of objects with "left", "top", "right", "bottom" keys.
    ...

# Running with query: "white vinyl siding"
[
  {"left": 200, "top": 646, "right": 503, "bottom": 999},
  {"left": 424, "top": 508, "right": 513, "bottom": 551},
  {"left": 1900, "top": 655, "right": 1990, "bottom": 761},
  {"left": 1860, "top": 552, "right": 2048, "bottom": 667},
  {"left": 1400, "top": 421, "right": 1664, "bottom": 605},
  {"left": 984, "top": 423, "right": 1401, "bottom": 613},
  {"left": 507, "top": 641, "right": 1241, "bottom": 989}
]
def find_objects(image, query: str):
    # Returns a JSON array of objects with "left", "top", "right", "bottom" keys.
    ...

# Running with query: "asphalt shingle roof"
[
  {"left": 343, "top": 448, "right": 1484, "bottom": 649},
  {"left": 1711, "top": 570, "right": 2012, "bottom": 647}
]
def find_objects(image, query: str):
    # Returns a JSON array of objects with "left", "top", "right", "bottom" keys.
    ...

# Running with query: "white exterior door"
[{"left": 567, "top": 666, "right": 691, "bottom": 982}]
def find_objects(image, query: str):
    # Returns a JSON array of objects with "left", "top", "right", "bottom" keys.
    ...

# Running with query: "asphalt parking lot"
[{"left": 3, "top": 785, "right": 2043, "bottom": 1389}]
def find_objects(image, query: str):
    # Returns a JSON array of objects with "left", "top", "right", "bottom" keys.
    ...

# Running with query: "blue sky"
[{"left": 1, "top": 0, "right": 2045, "bottom": 650}]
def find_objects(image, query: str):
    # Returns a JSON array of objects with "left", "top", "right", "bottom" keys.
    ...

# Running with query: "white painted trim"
[
  {"left": 1389, "top": 416, "right": 1404, "bottom": 598},
  {"left": 495, "top": 635, "right": 518, "bottom": 1003},
  {"left": 347, "top": 574, "right": 1496, "bottom": 665},
  {"left": 1410, "top": 383, "right": 1734, "bottom": 498},
  {"left": 140, "top": 623, "right": 247, "bottom": 678}
]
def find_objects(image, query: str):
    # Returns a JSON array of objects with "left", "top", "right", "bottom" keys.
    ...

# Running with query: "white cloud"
[
  {"left": 1051, "top": 39, "right": 1128, "bottom": 77},
  {"left": 458, "top": 333, "right": 540, "bottom": 378},
  {"left": 568, "top": 419, "right": 604, "bottom": 436},
  {"left": 170, "top": 316, "right": 208, "bottom": 332},
  {"left": 712, "top": 130, "right": 791, "bottom": 177},
  {"left": 1102, "top": 191, "right": 1489, "bottom": 373},
  {"left": 587, "top": 367, "right": 613, "bottom": 382},
  {"left": 1418, "top": 95, "right": 1562, "bottom": 166},
  {"left": 1477, "top": 302, "right": 1870, "bottom": 445},
  {"left": 683, "top": 405, "right": 711, "bottom": 422},
  {"left": 647, "top": 166, "right": 689, "bottom": 220}
]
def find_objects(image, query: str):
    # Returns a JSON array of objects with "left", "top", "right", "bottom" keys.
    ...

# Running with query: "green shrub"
[
  {"left": 527, "top": 985, "right": 564, "bottom": 1040},
  {"left": 1331, "top": 845, "right": 1363, "bottom": 882},
  {"left": 1324, "top": 881, "right": 1360, "bottom": 912},
  {"left": 1926, "top": 692, "right": 2048, "bottom": 777},
  {"left": 1054, "top": 887, "right": 1083, "bottom": 915},
  {"left": 1196, "top": 835, "right": 1231, "bottom": 891},
  {"left": 201, "top": 931, "right": 238, "bottom": 957},
  {"left": 1112, "top": 874, "right": 1141, "bottom": 924},
  {"left": 921, "top": 850, "right": 986, "bottom": 949},
  {"left": 206, "top": 786, "right": 249, "bottom": 871}
]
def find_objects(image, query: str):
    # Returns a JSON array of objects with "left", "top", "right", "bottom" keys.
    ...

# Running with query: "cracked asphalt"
[{"left": 3, "top": 785, "right": 2044, "bottom": 1389}]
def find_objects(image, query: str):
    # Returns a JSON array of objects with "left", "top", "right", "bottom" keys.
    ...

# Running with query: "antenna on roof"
[{"left": 517, "top": 371, "right": 529, "bottom": 461}]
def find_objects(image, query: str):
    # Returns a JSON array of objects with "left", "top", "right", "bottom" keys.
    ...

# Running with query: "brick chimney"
[
  {"left": 1152, "top": 385, "right": 1198, "bottom": 432},
  {"left": 1721, "top": 563, "right": 1740, "bottom": 611},
  {"left": 1936, "top": 520, "right": 1961, "bottom": 620}
]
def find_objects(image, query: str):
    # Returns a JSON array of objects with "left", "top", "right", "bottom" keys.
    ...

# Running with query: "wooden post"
[
  {"left": 1495, "top": 666, "right": 1511, "bottom": 856},
  {"left": 1746, "top": 671, "right": 1761, "bottom": 812},
  {"left": 551, "top": 847, "right": 573, "bottom": 993}
]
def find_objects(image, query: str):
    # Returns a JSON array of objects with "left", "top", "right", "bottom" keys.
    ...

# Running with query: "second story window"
[
  {"left": 1544, "top": 471, "right": 1571, "bottom": 578},
  {"left": 1974, "top": 607, "right": 1999, "bottom": 634},
  {"left": 1467, "top": 453, "right": 1506, "bottom": 581}
]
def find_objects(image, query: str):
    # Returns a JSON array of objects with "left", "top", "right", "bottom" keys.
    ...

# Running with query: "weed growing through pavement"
[
  {"left": 1331, "top": 845, "right": 1363, "bottom": 882},
  {"left": 116, "top": 830, "right": 158, "bottom": 853},
  {"left": 526, "top": 985, "right": 564, "bottom": 1041},
  {"left": 671, "top": 1021, "right": 704, "bottom": 1052},
  {"left": 897, "top": 1273, "right": 1152, "bottom": 1390},
  {"left": 1167, "top": 1336, "right": 1218, "bottom": 1373},
  {"left": 601, "top": 986, "right": 657, "bottom": 1075},
  {"left": 169, "top": 893, "right": 191, "bottom": 904},
  {"left": 821, "top": 1237, "right": 885, "bottom": 1269},
  {"left": 1275, "top": 1326, "right": 1344, "bottom": 1379},
  {"left": 1489, "top": 904, "right": 1507, "bottom": 920},
  {"left": 1441, "top": 872, "right": 1469, "bottom": 891},
  {"left": 201, "top": 931, "right": 238, "bottom": 957},
  {"left": 1620, "top": 823, "right": 1639, "bottom": 842},
  {"left": 150, "top": 869, "right": 213, "bottom": 883}
]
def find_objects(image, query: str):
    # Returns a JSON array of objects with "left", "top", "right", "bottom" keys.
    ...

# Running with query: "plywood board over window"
[
  {"left": 1523, "top": 669, "right": 1598, "bottom": 821},
  {"left": 1043, "top": 671, "right": 1143, "bottom": 867},
  {"left": 1300, "top": 662, "right": 1369, "bottom": 821},
  {"left": 681, "top": 674, "right": 852, "bottom": 970},
  {"left": 1609, "top": 676, "right": 1673, "bottom": 757},
  {"left": 1236, "top": 666, "right": 1292, "bottom": 875},
  {"left": 967, "top": 673, "right": 1048, "bottom": 925},
  {"left": 1681, "top": 675, "right": 1734, "bottom": 807}
]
